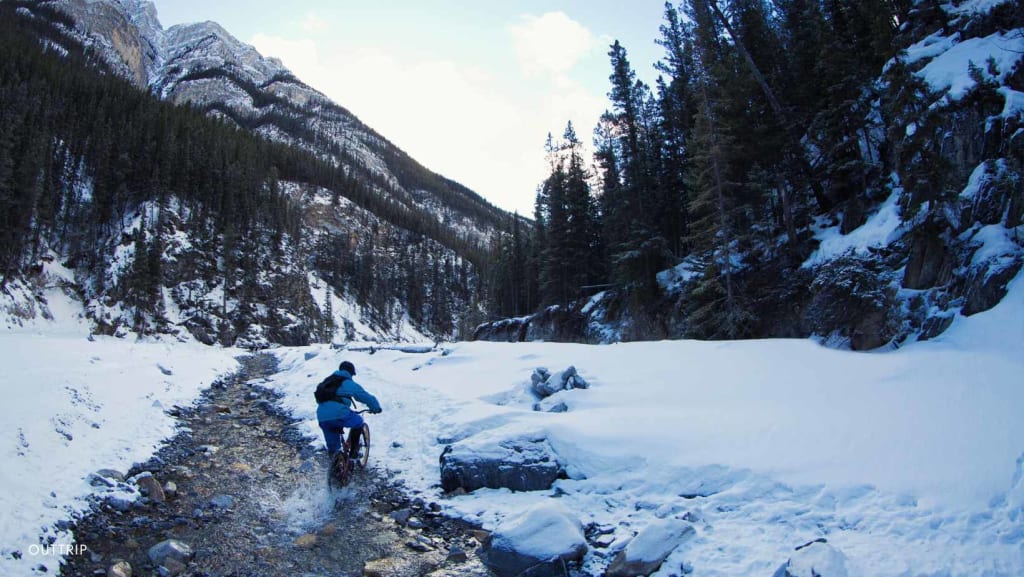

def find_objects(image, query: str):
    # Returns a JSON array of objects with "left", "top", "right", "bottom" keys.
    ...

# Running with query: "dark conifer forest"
[
  {"left": 0, "top": 2, "right": 486, "bottom": 343},
  {"left": 2, "top": 0, "right": 1022, "bottom": 348}
]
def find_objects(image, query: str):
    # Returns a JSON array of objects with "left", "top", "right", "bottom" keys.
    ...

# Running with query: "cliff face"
[{"left": 54, "top": 0, "right": 162, "bottom": 87}]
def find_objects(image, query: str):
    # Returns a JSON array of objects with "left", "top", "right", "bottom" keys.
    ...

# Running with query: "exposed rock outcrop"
[{"left": 440, "top": 437, "right": 565, "bottom": 494}]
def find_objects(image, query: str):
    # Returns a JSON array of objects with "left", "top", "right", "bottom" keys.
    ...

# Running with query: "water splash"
[{"left": 253, "top": 470, "right": 358, "bottom": 535}]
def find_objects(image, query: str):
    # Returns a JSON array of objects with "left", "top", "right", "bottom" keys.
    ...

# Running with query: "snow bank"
[
  {"left": 264, "top": 271, "right": 1024, "bottom": 576},
  {"left": 916, "top": 31, "right": 1023, "bottom": 101},
  {"left": 947, "top": 0, "right": 1014, "bottom": 15},
  {"left": 803, "top": 189, "right": 903, "bottom": 267},
  {"left": 0, "top": 287, "right": 237, "bottom": 575}
]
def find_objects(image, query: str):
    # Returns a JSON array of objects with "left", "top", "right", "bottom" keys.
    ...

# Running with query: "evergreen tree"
[
  {"left": 561, "top": 122, "right": 602, "bottom": 295},
  {"left": 602, "top": 41, "right": 667, "bottom": 303},
  {"left": 322, "top": 284, "right": 335, "bottom": 342},
  {"left": 654, "top": 1, "right": 696, "bottom": 256},
  {"left": 683, "top": 0, "right": 755, "bottom": 339},
  {"left": 530, "top": 125, "right": 603, "bottom": 309},
  {"left": 538, "top": 155, "right": 570, "bottom": 305}
]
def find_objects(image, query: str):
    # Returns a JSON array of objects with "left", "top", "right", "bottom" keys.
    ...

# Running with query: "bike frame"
[{"left": 328, "top": 407, "right": 371, "bottom": 489}]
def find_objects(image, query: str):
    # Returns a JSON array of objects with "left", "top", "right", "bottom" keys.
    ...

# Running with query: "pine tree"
[
  {"left": 538, "top": 156, "right": 570, "bottom": 305},
  {"left": 561, "top": 122, "right": 601, "bottom": 294},
  {"left": 655, "top": 1, "right": 696, "bottom": 256},
  {"left": 602, "top": 41, "right": 667, "bottom": 303},
  {"left": 683, "top": 0, "right": 755, "bottom": 339},
  {"left": 322, "top": 284, "right": 335, "bottom": 342}
]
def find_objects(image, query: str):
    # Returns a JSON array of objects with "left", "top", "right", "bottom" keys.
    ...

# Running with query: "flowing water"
[{"left": 63, "top": 354, "right": 494, "bottom": 576}]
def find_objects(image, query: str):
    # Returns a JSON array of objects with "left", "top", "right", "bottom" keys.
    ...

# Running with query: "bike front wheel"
[{"left": 356, "top": 424, "right": 370, "bottom": 469}]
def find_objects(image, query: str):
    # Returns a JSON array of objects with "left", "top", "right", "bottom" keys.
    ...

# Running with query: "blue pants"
[{"left": 319, "top": 413, "right": 365, "bottom": 456}]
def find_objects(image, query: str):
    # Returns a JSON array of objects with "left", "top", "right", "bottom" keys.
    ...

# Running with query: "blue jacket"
[{"left": 315, "top": 369, "right": 381, "bottom": 422}]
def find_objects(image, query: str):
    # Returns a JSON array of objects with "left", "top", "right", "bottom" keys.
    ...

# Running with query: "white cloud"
[
  {"left": 509, "top": 11, "right": 597, "bottom": 78},
  {"left": 300, "top": 12, "right": 328, "bottom": 33},
  {"left": 250, "top": 18, "right": 607, "bottom": 216}
]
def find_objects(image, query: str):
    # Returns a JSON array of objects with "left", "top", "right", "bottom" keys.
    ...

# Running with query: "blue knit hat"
[{"left": 339, "top": 361, "right": 356, "bottom": 376}]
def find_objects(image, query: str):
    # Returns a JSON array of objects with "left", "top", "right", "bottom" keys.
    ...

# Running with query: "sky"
[{"left": 153, "top": 1, "right": 669, "bottom": 216}]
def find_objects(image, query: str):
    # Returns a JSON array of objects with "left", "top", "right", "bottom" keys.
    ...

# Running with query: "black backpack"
[{"left": 314, "top": 374, "right": 351, "bottom": 404}]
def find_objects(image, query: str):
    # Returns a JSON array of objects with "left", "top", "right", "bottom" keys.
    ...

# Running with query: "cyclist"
[{"left": 316, "top": 361, "right": 381, "bottom": 461}]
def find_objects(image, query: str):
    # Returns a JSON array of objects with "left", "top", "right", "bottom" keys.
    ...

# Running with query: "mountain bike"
[{"left": 327, "top": 409, "right": 371, "bottom": 489}]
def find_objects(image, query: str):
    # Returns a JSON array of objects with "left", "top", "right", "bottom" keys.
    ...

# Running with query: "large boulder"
[
  {"left": 440, "top": 437, "right": 565, "bottom": 493},
  {"left": 605, "top": 519, "right": 695, "bottom": 577},
  {"left": 803, "top": 257, "right": 898, "bottom": 350},
  {"left": 962, "top": 259, "right": 1022, "bottom": 316},
  {"left": 481, "top": 503, "right": 587, "bottom": 577},
  {"left": 474, "top": 317, "right": 531, "bottom": 342}
]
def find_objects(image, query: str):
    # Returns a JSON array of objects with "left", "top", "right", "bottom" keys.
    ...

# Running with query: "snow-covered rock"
[
  {"left": 439, "top": 436, "right": 565, "bottom": 493},
  {"left": 783, "top": 540, "right": 850, "bottom": 577},
  {"left": 531, "top": 366, "right": 588, "bottom": 398},
  {"left": 480, "top": 503, "right": 587, "bottom": 577},
  {"left": 605, "top": 518, "right": 695, "bottom": 577}
]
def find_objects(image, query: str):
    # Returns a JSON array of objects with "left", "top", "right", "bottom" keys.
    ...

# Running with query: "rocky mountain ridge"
[{"left": 48, "top": 0, "right": 504, "bottom": 244}]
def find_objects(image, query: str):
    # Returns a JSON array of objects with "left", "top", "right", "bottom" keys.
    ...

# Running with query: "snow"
[
  {"left": 259, "top": 268, "right": 1024, "bottom": 576},
  {"left": 916, "top": 31, "right": 1023, "bottom": 101},
  {"left": 968, "top": 223, "right": 1020, "bottom": 267},
  {"left": 0, "top": 283, "right": 237, "bottom": 575},
  {"left": 903, "top": 31, "right": 958, "bottom": 66},
  {"left": 1, "top": 218, "right": 1017, "bottom": 570},
  {"left": 947, "top": 0, "right": 1014, "bottom": 15},
  {"left": 787, "top": 541, "right": 851, "bottom": 577},
  {"left": 999, "top": 87, "right": 1024, "bottom": 118},
  {"left": 803, "top": 189, "right": 903, "bottom": 268},
  {"left": 2, "top": 266, "right": 1022, "bottom": 575},
  {"left": 656, "top": 259, "right": 701, "bottom": 292},
  {"left": 960, "top": 160, "right": 997, "bottom": 201},
  {"left": 619, "top": 518, "right": 694, "bottom": 564}
]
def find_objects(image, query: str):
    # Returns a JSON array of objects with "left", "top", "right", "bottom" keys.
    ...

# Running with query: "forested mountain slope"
[
  {"left": 1, "top": 0, "right": 513, "bottom": 344},
  {"left": 480, "top": 0, "right": 1023, "bottom": 349}
]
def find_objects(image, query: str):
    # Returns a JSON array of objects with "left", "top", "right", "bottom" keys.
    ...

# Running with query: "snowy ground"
[
  {"left": 266, "top": 272, "right": 1024, "bottom": 577},
  {"left": 2, "top": 272, "right": 1021, "bottom": 576},
  {"left": 0, "top": 281, "right": 238, "bottom": 575}
]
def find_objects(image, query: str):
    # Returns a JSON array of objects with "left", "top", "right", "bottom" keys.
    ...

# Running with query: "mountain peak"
[
  {"left": 162, "top": 19, "right": 287, "bottom": 85},
  {"left": 115, "top": 0, "right": 160, "bottom": 28}
]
